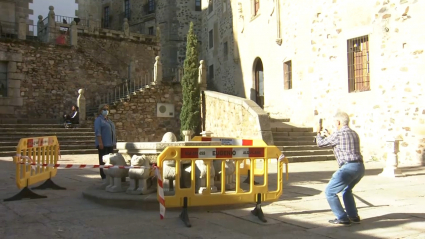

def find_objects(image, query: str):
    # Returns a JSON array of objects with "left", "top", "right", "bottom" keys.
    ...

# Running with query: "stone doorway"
[{"left": 253, "top": 57, "right": 264, "bottom": 108}]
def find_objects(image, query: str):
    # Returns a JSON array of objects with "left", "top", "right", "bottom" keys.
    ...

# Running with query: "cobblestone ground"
[{"left": 0, "top": 154, "right": 424, "bottom": 239}]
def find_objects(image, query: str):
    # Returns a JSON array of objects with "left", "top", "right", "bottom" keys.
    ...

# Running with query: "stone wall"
[
  {"left": 0, "top": 32, "right": 158, "bottom": 120},
  {"left": 156, "top": 0, "right": 202, "bottom": 77},
  {"left": 203, "top": 90, "right": 273, "bottom": 145},
  {"left": 76, "top": 0, "right": 102, "bottom": 22},
  {"left": 100, "top": 0, "right": 153, "bottom": 32},
  {"left": 104, "top": 82, "right": 183, "bottom": 142},
  {"left": 77, "top": 33, "right": 159, "bottom": 86},
  {"left": 203, "top": 0, "right": 425, "bottom": 165},
  {"left": 201, "top": 0, "right": 242, "bottom": 96},
  {"left": 305, "top": 0, "right": 425, "bottom": 166},
  {"left": 0, "top": 0, "right": 33, "bottom": 25}
]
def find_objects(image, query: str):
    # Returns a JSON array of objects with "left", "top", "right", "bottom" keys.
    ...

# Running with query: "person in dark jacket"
[{"left": 63, "top": 105, "right": 79, "bottom": 127}]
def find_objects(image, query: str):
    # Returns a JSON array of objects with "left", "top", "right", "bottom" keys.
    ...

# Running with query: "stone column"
[
  {"left": 37, "top": 15, "right": 45, "bottom": 40},
  {"left": 275, "top": 0, "right": 282, "bottom": 45},
  {"left": 379, "top": 138, "right": 405, "bottom": 177},
  {"left": 47, "top": 6, "right": 56, "bottom": 43},
  {"left": 198, "top": 60, "right": 207, "bottom": 91},
  {"left": 199, "top": 60, "right": 207, "bottom": 131},
  {"left": 18, "top": 14, "right": 26, "bottom": 40},
  {"left": 77, "top": 89, "right": 86, "bottom": 125},
  {"left": 70, "top": 21, "right": 78, "bottom": 46},
  {"left": 123, "top": 18, "right": 130, "bottom": 38},
  {"left": 154, "top": 56, "right": 162, "bottom": 84}
]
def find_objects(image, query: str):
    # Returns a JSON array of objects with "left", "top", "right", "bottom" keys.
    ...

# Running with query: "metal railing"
[
  {"left": 42, "top": 17, "right": 48, "bottom": 26},
  {"left": 86, "top": 71, "right": 155, "bottom": 117},
  {"left": 55, "top": 15, "right": 76, "bottom": 24},
  {"left": 163, "top": 67, "right": 184, "bottom": 82}
]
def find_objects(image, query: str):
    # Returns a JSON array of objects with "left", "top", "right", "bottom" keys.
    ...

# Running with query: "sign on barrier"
[
  {"left": 157, "top": 145, "right": 289, "bottom": 227},
  {"left": 4, "top": 136, "right": 66, "bottom": 202}
]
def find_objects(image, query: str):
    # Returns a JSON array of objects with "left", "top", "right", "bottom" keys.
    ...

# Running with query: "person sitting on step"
[{"left": 63, "top": 105, "right": 79, "bottom": 128}]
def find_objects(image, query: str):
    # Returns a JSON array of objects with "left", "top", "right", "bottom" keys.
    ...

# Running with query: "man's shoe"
[
  {"left": 349, "top": 216, "right": 361, "bottom": 224},
  {"left": 328, "top": 219, "right": 351, "bottom": 225}
]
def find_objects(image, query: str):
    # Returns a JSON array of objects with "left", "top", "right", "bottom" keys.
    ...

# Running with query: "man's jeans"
[{"left": 325, "top": 162, "right": 365, "bottom": 221}]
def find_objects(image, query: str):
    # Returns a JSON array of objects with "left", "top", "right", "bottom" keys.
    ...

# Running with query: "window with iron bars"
[
  {"left": 104, "top": 6, "right": 110, "bottom": 28},
  {"left": 124, "top": 0, "right": 130, "bottom": 19},
  {"left": 148, "top": 0, "right": 155, "bottom": 13},
  {"left": 209, "top": 29, "right": 213, "bottom": 49},
  {"left": 347, "top": 35, "right": 370, "bottom": 92},
  {"left": 209, "top": 64, "right": 214, "bottom": 82},
  {"left": 195, "top": 0, "right": 201, "bottom": 11},
  {"left": 284, "top": 60, "right": 292, "bottom": 90},
  {"left": 0, "top": 61, "right": 7, "bottom": 97},
  {"left": 223, "top": 41, "right": 228, "bottom": 60}
]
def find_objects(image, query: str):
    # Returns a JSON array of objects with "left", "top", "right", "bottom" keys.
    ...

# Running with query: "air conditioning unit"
[{"left": 156, "top": 103, "right": 175, "bottom": 117}]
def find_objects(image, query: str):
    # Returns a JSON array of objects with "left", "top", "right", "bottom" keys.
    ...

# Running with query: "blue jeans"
[{"left": 325, "top": 162, "right": 365, "bottom": 221}]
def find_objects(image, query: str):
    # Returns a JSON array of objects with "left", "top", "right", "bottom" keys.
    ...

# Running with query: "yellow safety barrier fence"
[
  {"left": 157, "top": 145, "right": 289, "bottom": 227},
  {"left": 191, "top": 136, "right": 270, "bottom": 181},
  {"left": 4, "top": 136, "right": 66, "bottom": 202}
]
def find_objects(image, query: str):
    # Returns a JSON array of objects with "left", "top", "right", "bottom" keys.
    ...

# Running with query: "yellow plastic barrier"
[
  {"left": 191, "top": 136, "right": 269, "bottom": 178},
  {"left": 4, "top": 136, "right": 65, "bottom": 202},
  {"left": 157, "top": 145, "right": 289, "bottom": 227}
]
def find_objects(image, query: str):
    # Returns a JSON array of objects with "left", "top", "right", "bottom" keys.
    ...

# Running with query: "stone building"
[
  {"left": 78, "top": 0, "right": 203, "bottom": 80},
  {"left": 75, "top": 0, "right": 102, "bottom": 22},
  {"left": 0, "top": 0, "right": 33, "bottom": 24},
  {"left": 202, "top": 0, "right": 425, "bottom": 165}
]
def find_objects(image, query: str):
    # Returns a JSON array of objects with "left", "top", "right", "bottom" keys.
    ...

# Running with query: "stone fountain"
[{"left": 82, "top": 131, "right": 236, "bottom": 206}]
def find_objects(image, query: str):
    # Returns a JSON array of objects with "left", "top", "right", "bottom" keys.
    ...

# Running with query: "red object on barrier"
[{"left": 153, "top": 164, "right": 165, "bottom": 219}]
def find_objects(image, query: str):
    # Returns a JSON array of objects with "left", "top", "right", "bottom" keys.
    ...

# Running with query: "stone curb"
[{"left": 82, "top": 184, "right": 159, "bottom": 209}]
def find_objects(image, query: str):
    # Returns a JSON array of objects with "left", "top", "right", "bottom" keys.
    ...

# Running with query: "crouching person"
[{"left": 315, "top": 111, "right": 365, "bottom": 225}]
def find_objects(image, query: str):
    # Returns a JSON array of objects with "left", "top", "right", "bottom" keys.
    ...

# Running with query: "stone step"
[
  {"left": 0, "top": 140, "right": 95, "bottom": 147},
  {"left": 278, "top": 145, "right": 328, "bottom": 151},
  {"left": 0, "top": 124, "right": 66, "bottom": 128},
  {"left": 0, "top": 149, "right": 102, "bottom": 157},
  {"left": 282, "top": 149, "right": 334, "bottom": 157},
  {"left": 273, "top": 136, "right": 316, "bottom": 141},
  {"left": 274, "top": 140, "right": 316, "bottom": 146},
  {"left": 0, "top": 136, "right": 94, "bottom": 140},
  {"left": 271, "top": 127, "right": 313, "bottom": 133},
  {"left": 270, "top": 118, "right": 291, "bottom": 122},
  {"left": 272, "top": 132, "right": 317, "bottom": 137},
  {"left": 0, "top": 128, "right": 93, "bottom": 132},
  {"left": 0, "top": 119, "right": 60, "bottom": 124},
  {"left": 1, "top": 131, "right": 94, "bottom": 136},
  {"left": 0, "top": 144, "right": 96, "bottom": 151},
  {"left": 284, "top": 154, "right": 335, "bottom": 163}
]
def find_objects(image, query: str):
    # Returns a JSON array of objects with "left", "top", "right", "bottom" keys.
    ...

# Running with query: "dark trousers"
[
  {"left": 63, "top": 114, "right": 78, "bottom": 124},
  {"left": 97, "top": 146, "right": 114, "bottom": 179}
]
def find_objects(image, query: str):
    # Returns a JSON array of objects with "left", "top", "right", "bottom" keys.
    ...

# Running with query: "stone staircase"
[
  {"left": 0, "top": 123, "right": 96, "bottom": 157},
  {"left": 271, "top": 119, "right": 335, "bottom": 163}
]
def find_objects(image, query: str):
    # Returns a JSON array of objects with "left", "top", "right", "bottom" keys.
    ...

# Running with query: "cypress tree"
[{"left": 180, "top": 22, "right": 201, "bottom": 138}]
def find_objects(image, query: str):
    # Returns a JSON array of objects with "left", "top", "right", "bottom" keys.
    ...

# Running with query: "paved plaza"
[{"left": 0, "top": 154, "right": 424, "bottom": 239}]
